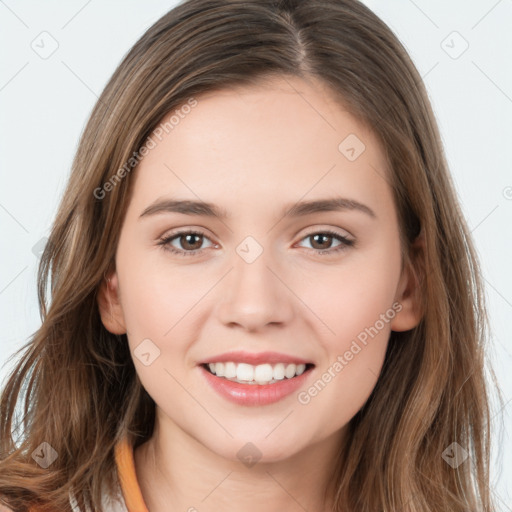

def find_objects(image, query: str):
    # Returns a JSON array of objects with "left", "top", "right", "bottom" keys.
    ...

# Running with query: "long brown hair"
[{"left": 0, "top": 0, "right": 501, "bottom": 510}]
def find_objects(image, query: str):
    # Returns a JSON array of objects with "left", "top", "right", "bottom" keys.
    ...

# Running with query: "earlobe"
[
  {"left": 390, "top": 232, "right": 425, "bottom": 332},
  {"left": 97, "top": 270, "right": 127, "bottom": 335}
]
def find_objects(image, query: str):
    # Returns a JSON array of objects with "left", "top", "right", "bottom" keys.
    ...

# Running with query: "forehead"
[{"left": 128, "top": 75, "right": 393, "bottom": 219}]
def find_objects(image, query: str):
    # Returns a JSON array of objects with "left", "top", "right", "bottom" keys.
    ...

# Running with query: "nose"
[{"left": 216, "top": 244, "right": 294, "bottom": 332}]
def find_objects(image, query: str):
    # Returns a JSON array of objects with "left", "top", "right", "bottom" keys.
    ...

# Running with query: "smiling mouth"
[{"left": 201, "top": 362, "right": 315, "bottom": 385}]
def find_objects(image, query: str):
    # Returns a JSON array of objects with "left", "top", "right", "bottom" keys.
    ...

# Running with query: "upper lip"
[{"left": 200, "top": 351, "right": 313, "bottom": 366}]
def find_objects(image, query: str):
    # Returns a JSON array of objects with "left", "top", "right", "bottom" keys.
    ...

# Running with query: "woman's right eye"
[{"left": 158, "top": 230, "right": 215, "bottom": 257}]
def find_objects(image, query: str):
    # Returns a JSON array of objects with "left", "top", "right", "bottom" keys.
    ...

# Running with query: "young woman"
[{"left": 0, "top": 0, "right": 500, "bottom": 510}]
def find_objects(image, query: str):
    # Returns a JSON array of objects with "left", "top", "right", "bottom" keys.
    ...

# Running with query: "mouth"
[
  {"left": 198, "top": 353, "right": 315, "bottom": 406},
  {"left": 201, "top": 361, "right": 315, "bottom": 385}
]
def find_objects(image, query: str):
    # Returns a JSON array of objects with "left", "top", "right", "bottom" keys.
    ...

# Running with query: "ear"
[
  {"left": 97, "top": 268, "right": 127, "bottom": 335},
  {"left": 390, "top": 230, "right": 425, "bottom": 332}
]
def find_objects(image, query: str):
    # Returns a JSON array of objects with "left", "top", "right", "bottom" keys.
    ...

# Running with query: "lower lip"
[{"left": 200, "top": 365, "right": 313, "bottom": 406}]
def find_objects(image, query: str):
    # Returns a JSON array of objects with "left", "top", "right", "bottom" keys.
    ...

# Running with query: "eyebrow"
[{"left": 139, "top": 196, "right": 376, "bottom": 220}]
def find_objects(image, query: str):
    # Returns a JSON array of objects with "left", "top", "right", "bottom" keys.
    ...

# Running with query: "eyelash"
[{"left": 157, "top": 229, "right": 355, "bottom": 257}]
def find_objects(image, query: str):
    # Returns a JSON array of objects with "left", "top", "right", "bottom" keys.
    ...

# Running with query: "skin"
[{"left": 98, "top": 74, "right": 422, "bottom": 512}]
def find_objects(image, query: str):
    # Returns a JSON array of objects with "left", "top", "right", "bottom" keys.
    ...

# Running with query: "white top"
[{"left": 69, "top": 481, "right": 129, "bottom": 512}]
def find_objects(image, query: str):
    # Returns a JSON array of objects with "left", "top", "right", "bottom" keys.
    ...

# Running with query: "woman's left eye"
[
  {"left": 296, "top": 230, "right": 354, "bottom": 254},
  {"left": 157, "top": 229, "right": 354, "bottom": 257}
]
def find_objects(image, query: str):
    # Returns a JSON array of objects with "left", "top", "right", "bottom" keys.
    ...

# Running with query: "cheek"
[
  {"left": 115, "top": 257, "right": 203, "bottom": 407},
  {"left": 293, "top": 238, "right": 401, "bottom": 415},
  {"left": 117, "top": 242, "right": 204, "bottom": 343},
  {"left": 295, "top": 236, "right": 402, "bottom": 343}
]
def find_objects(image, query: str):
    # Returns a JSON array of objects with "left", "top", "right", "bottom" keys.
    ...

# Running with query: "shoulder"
[{"left": 0, "top": 504, "right": 14, "bottom": 512}]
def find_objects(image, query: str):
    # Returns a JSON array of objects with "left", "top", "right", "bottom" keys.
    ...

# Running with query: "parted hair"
[{"left": 0, "top": 1, "right": 500, "bottom": 510}]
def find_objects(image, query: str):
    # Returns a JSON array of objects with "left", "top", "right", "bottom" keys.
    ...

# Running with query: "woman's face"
[{"left": 100, "top": 75, "right": 420, "bottom": 463}]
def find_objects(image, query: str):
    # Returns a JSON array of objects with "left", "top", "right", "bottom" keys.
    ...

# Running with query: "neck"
[{"left": 133, "top": 413, "right": 345, "bottom": 512}]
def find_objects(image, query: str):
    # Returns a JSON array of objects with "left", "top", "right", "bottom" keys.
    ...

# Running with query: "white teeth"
[
  {"left": 224, "top": 361, "right": 237, "bottom": 378},
  {"left": 236, "top": 363, "right": 254, "bottom": 382},
  {"left": 254, "top": 364, "right": 273, "bottom": 384},
  {"left": 215, "top": 362, "right": 225, "bottom": 377},
  {"left": 273, "top": 363, "right": 285, "bottom": 380},
  {"left": 206, "top": 361, "right": 309, "bottom": 383},
  {"left": 285, "top": 364, "right": 296, "bottom": 379}
]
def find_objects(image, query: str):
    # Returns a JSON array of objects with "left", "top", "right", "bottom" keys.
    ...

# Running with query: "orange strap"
[
  {"left": 23, "top": 439, "right": 149, "bottom": 512},
  {"left": 114, "top": 438, "right": 150, "bottom": 512}
]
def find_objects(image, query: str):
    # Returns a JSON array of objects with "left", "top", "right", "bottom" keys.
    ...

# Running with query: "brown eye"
[
  {"left": 309, "top": 233, "right": 335, "bottom": 250},
  {"left": 158, "top": 230, "right": 215, "bottom": 257},
  {"left": 297, "top": 229, "right": 355, "bottom": 256},
  {"left": 178, "top": 233, "right": 204, "bottom": 251}
]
